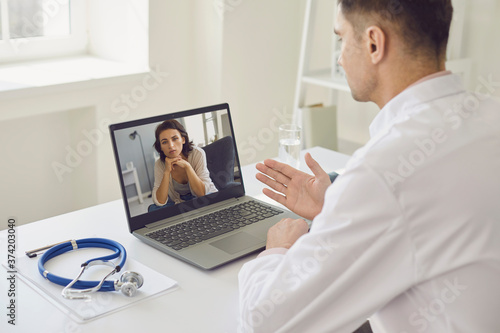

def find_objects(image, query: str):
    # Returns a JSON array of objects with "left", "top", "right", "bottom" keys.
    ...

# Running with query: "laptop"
[{"left": 109, "top": 103, "right": 302, "bottom": 269}]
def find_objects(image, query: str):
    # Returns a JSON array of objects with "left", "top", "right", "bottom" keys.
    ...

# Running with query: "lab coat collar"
[{"left": 369, "top": 73, "right": 466, "bottom": 138}]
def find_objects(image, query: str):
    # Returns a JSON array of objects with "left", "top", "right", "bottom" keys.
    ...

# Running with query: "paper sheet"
[{"left": 2, "top": 248, "right": 177, "bottom": 323}]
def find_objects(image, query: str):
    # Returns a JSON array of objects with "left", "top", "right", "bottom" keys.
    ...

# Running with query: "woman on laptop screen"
[{"left": 149, "top": 120, "right": 217, "bottom": 211}]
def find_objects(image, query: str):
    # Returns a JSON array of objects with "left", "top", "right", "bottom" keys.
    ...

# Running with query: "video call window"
[{"left": 113, "top": 110, "right": 241, "bottom": 218}]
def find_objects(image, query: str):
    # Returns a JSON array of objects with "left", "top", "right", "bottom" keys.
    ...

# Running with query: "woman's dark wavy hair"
[{"left": 153, "top": 119, "right": 194, "bottom": 161}]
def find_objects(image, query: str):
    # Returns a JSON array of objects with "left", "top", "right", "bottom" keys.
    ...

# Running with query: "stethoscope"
[{"left": 37, "top": 238, "right": 144, "bottom": 299}]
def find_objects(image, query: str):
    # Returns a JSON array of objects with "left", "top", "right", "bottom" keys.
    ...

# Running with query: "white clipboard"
[{"left": 2, "top": 247, "right": 178, "bottom": 323}]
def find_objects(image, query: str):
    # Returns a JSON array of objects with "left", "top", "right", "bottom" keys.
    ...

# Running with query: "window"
[
  {"left": 0, "top": 0, "right": 148, "bottom": 94},
  {"left": 0, "top": 0, "right": 87, "bottom": 63}
]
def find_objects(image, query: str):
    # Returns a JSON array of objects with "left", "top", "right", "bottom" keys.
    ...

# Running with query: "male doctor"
[{"left": 238, "top": 1, "right": 500, "bottom": 332}]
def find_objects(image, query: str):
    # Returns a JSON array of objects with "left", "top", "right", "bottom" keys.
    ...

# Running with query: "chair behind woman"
[{"left": 201, "top": 136, "right": 239, "bottom": 190}]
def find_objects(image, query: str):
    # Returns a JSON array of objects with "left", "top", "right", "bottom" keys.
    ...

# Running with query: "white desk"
[{"left": 0, "top": 147, "right": 350, "bottom": 333}]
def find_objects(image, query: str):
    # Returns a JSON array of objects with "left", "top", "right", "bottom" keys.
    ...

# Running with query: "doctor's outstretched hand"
[{"left": 256, "top": 153, "right": 331, "bottom": 221}]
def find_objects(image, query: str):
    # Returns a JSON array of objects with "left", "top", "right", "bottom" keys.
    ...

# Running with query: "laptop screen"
[{"left": 109, "top": 103, "right": 245, "bottom": 232}]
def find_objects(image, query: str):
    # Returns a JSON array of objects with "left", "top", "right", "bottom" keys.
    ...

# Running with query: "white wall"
[
  {"left": 220, "top": 0, "right": 302, "bottom": 164},
  {"left": 191, "top": 0, "right": 224, "bottom": 105},
  {"left": 461, "top": 0, "right": 500, "bottom": 82}
]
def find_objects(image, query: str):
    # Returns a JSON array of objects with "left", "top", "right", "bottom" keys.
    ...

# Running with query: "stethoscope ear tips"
[{"left": 119, "top": 271, "right": 144, "bottom": 297}]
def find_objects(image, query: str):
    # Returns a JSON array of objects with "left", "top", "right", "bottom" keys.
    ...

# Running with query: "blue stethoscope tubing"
[{"left": 38, "top": 238, "right": 127, "bottom": 291}]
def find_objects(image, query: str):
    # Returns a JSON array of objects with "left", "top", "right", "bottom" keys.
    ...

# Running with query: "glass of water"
[{"left": 278, "top": 124, "right": 301, "bottom": 169}]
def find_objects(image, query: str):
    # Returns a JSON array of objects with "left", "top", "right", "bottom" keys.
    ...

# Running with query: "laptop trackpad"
[{"left": 210, "top": 232, "right": 263, "bottom": 255}]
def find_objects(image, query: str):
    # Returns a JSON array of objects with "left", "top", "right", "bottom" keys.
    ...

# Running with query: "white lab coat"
[{"left": 238, "top": 74, "right": 500, "bottom": 333}]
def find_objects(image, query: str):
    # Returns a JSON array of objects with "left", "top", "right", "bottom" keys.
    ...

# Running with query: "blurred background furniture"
[{"left": 202, "top": 136, "right": 239, "bottom": 191}]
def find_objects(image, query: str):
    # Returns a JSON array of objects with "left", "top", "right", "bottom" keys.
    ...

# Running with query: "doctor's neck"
[{"left": 371, "top": 52, "right": 447, "bottom": 110}]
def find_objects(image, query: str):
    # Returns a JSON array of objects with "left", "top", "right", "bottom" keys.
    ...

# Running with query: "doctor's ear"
[{"left": 365, "top": 26, "right": 386, "bottom": 65}]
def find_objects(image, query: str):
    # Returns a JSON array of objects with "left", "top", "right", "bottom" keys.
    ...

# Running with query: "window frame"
[{"left": 0, "top": 0, "right": 87, "bottom": 63}]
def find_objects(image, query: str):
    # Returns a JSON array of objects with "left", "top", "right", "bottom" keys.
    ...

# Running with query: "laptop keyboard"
[{"left": 146, "top": 201, "right": 283, "bottom": 251}]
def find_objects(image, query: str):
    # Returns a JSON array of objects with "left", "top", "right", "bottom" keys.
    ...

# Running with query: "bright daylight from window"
[
  {"left": 0, "top": 0, "right": 70, "bottom": 41},
  {"left": 0, "top": 0, "right": 147, "bottom": 93}
]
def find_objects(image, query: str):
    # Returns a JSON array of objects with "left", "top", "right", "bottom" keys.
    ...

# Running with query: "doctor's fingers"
[
  {"left": 256, "top": 162, "right": 291, "bottom": 186},
  {"left": 256, "top": 172, "right": 288, "bottom": 195},
  {"left": 262, "top": 188, "right": 288, "bottom": 207},
  {"left": 305, "top": 153, "right": 328, "bottom": 179},
  {"left": 262, "top": 158, "right": 299, "bottom": 179}
]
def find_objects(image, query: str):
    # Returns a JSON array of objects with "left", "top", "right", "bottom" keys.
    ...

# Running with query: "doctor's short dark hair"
[
  {"left": 153, "top": 119, "right": 194, "bottom": 161},
  {"left": 337, "top": 0, "right": 453, "bottom": 59}
]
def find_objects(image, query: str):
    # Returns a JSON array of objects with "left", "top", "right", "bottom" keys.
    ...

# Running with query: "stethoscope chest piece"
[{"left": 117, "top": 271, "right": 144, "bottom": 297}]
